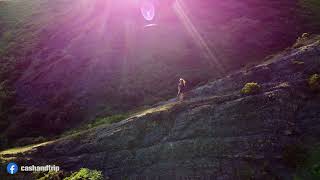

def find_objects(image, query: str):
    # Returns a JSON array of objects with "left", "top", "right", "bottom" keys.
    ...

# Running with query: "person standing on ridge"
[{"left": 177, "top": 78, "right": 186, "bottom": 101}]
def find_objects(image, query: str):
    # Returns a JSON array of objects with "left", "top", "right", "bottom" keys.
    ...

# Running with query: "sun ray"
[{"left": 173, "top": 0, "right": 225, "bottom": 74}]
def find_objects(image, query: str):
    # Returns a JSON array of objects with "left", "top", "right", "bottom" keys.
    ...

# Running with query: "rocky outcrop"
[{"left": 4, "top": 36, "right": 319, "bottom": 180}]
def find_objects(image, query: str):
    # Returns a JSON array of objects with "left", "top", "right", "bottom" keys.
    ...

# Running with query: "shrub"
[
  {"left": 34, "top": 168, "right": 104, "bottom": 180},
  {"left": 293, "top": 33, "right": 310, "bottom": 48},
  {"left": 302, "top": 32, "right": 310, "bottom": 38},
  {"left": 64, "top": 168, "right": 103, "bottom": 180},
  {"left": 308, "top": 74, "right": 320, "bottom": 91},
  {"left": 34, "top": 171, "right": 67, "bottom": 180},
  {"left": 241, "top": 82, "right": 261, "bottom": 95}
]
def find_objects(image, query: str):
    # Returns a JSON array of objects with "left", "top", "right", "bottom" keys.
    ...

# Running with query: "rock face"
[
  {"left": 6, "top": 36, "right": 319, "bottom": 179},
  {"left": 1, "top": 0, "right": 320, "bottom": 141}
]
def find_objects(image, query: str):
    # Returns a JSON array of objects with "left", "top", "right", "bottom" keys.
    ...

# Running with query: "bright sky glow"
[{"left": 140, "top": 1, "right": 155, "bottom": 21}]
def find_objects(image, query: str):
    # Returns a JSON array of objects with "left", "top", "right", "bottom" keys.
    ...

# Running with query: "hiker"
[{"left": 177, "top": 78, "right": 186, "bottom": 101}]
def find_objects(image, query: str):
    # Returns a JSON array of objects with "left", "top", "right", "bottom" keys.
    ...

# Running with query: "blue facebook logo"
[{"left": 6, "top": 162, "right": 18, "bottom": 175}]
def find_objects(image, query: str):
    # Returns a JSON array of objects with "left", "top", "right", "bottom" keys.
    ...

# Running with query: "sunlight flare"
[
  {"left": 173, "top": 0, "right": 225, "bottom": 73},
  {"left": 140, "top": 1, "right": 156, "bottom": 21}
]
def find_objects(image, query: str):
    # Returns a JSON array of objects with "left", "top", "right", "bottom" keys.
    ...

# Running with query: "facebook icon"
[{"left": 6, "top": 162, "right": 18, "bottom": 175}]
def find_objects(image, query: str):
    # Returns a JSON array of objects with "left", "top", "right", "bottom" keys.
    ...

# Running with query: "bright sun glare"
[{"left": 140, "top": 1, "right": 155, "bottom": 21}]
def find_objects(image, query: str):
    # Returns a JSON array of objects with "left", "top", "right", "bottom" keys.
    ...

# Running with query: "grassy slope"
[{"left": 0, "top": 101, "right": 176, "bottom": 160}]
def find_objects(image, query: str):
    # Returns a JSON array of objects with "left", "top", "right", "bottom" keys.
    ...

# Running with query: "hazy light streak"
[
  {"left": 141, "top": 1, "right": 155, "bottom": 21},
  {"left": 173, "top": 0, "right": 224, "bottom": 73},
  {"left": 144, "top": 23, "right": 157, "bottom": 28}
]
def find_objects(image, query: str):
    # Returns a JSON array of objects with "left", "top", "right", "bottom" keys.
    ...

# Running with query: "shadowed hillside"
[
  {"left": 1, "top": 35, "right": 319, "bottom": 179},
  {"left": 1, "top": 0, "right": 320, "bottom": 147}
]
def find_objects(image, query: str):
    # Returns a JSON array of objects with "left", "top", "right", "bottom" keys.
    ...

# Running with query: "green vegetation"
[
  {"left": 308, "top": 74, "right": 320, "bottom": 91},
  {"left": 62, "top": 113, "right": 129, "bottom": 137},
  {"left": 34, "top": 171, "right": 67, "bottom": 180},
  {"left": 0, "top": 141, "right": 55, "bottom": 159},
  {"left": 62, "top": 102, "right": 176, "bottom": 137},
  {"left": 293, "top": 33, "right": 311, "bottom": 48},
  {"left": 294, "top": 145, "right": 320, "bottom": 180},
  {"left": 241, "top": 82, "right": 261, "bottom": 95},
  {"left": 33, "top": 168, "right": 103, "bottom": 180},
  {"left": 89, "top": 114, "right": 129, "bottom": 128},
  {"left": 65, "top": 168, "right": 103, "bottom": 180},
  {"left": 14, "top": 136, "right": 48, "bottom": 147}
]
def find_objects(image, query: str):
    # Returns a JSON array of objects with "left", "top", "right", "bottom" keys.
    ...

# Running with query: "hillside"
[
  {"left": 1, "top": 35, "right": 319, "bottom": 179},
  {"left": 1, "top": 0, "right": 320, "bottom": 145}
]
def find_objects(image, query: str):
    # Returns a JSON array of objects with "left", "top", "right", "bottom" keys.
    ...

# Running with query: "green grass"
[
  {"left": 62, "top": 103, "right": 176, "bottom": 137},
  {"left": 0, "top": 141, "right": 55, "bottom": 160},
  {"left": 133, "top": 102, "right": 176, "bottom": 117},
  {"left": 89, "top": 114, "right": 129, "bottom": 128},
  {"left": 241, "top": 82, "right": 261, "bottom": 95},
  {"left": 33, "top": 168, "right": 104, "bottom": 180},
  {"left": 308, "top": 74, "right": 320, "bottom": 91},
  {"left": 34, "top": 171, "right": 67, "bottom": 180},
  {"left": 1, "top": 102, "right": 176, "bottom": 156},
  {"left": 64, "top": 168, "right": 103, "bottom": 180},
  {"left": 61, "top": 113, "right": 130, "bottom": 137}
]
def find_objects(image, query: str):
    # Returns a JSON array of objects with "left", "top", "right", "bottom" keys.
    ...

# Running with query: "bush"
[
  {"left": 64, "top": 168, "right": 103, "bottom": 180},
  {"left": 34, "top": 171, "right": 67, "bottom": 180},
  {"left": 241, "top": 82, "right": 261, "bottom": 95},
  {"left": 293, "top": 33, "right": 310, "bottom": 48},
  {"left": 308, "top": 74, "right": 320, "bottom": 91},
  {"left": 34, "top": 168, "right": 104, "bottom": 180},
  {"left": 302, "top": 32, "right": 310, "bottom": 38}
]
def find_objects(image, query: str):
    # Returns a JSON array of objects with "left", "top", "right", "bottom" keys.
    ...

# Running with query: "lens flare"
[
  {"left": 173, "top": 0, "right": 225, "bottom": 73},
  {"left": 140, "top": 1, "right": 155, "bottom": 21}
]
